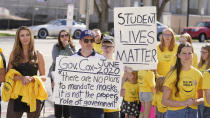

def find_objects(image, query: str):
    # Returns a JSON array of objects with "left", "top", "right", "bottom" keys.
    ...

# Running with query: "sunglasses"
[
  {"left": 83, "top": 39, "right": 95, "bottom": 43},
  {"left": 60, "top": 34, "right": 69, "bottom": 38},
  {"left": 163, "top": 33, "right": 172, "bottom": 37}
]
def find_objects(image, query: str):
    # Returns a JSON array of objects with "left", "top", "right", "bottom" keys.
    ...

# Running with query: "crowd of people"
[{"left": 0, "top": 26, "right": 209, "bottom": 118}]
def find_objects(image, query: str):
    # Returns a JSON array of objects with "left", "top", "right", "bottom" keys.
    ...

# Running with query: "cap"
[
  {"left": 80, "top": 30, "right": 95, "bottom": 40},
  {"left": 102, "top": 35, "right": 114, "bottom": 45}
]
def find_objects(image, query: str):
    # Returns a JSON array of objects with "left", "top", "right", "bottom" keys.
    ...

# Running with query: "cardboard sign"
[
  {"left": 114, "top": 7, "right": 157, "bottom": 70},
  {"left": 53, "top": 56, "right": 123, "bottom": 109}
]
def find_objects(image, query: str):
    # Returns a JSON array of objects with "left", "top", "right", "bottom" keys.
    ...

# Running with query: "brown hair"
[
  {"left": 180, "top": 33, "right": 192, "bottom": 44},
  {"left": 198, "top": 44, "right": 210, "bottom": 69},
  {"left": 129, "top": 71, "right": 138, "bottom": 84},
  {"left": 159, "top": 28, "right": 176, "bottom": 52},
  {"left": 169, "top": 42, "right": 193, "bottom": 96},
  {"left": 155, "top": 76, "right": 165, "bottom": 93},
  {"left": 58, "top": 30, "right": 75, "bottom": 49},
  {"left": 12, "top": 26, "right": 37, "bottom": 67}
]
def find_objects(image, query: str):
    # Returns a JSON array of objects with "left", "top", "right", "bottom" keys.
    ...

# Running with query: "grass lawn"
[{"left": 0, "top": 33, "right": 15, "bottom": 37}]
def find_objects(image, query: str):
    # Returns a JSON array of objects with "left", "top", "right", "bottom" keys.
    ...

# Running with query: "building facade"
[{"left": 0, "top": 0, "right": 209, "bottom": 33}]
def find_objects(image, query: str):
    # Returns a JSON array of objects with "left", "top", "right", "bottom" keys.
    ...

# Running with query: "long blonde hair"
[
  {"left": 11, "top": 26, "right": 37, "bottom": 67},
  {"left": 159, "top": 28, "right": 176, "bottom": 52},
  {"left": 198, "top": 44, "right": 210, "bottom": 69}
]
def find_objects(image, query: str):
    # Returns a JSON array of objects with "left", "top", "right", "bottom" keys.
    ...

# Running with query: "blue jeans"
[
  {"left": 204, "top": 106, "right": 210, "bottom": 118},
  {"left": 70, "top": 106, "right": 104, "bottom": 118},
  {"left": 198, "top": 103, "right": 204, "bottom": 118},
  {"left": 166, "top": 107, "right": 197, "bottom": 118},
  {"left": 157, "top": 110, "right": 166, "bottom": 118}
]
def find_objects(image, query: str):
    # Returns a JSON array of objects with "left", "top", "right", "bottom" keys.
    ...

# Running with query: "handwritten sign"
[
  {"left": 114, "top": 7, "right": 157, "bottom": 70},
  {"left": 53, "top": 56, "right": 123, "bottom": 109}
]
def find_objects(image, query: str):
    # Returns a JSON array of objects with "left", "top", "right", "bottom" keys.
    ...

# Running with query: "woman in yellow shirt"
[
  {"left": 197, "top": 44, "right": 210, "bottom": 118},
  {"left": 138, "top": 70, "right": 155, "bottom": 118},
  {"left": 162, "top": 43, "right": 203, "bottom": 118},
  {"left": 171, "top": 33, "right": 198, "bottom": 68},
  {"left": 198, "top": 44, "right": 210, "bottom": 73},
  {"left": 202, "top": 70, "right": 210, "bottom": 118},
  {"left": 152, "top": 76, "right": 167, "bottom": 118},
  {"left": 157, "top": 28, "right": 178, "bottom": 77}
]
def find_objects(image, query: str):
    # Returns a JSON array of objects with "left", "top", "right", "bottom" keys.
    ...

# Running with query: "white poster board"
[
  {"left": 53, "top": 56, "right": 124, "bottom": 109},
  {"left": 114, "top": 7, "right": 157, "bottom": 70},
  {"left": 67, "top": 4, "right": 74, "bottom": 29}
]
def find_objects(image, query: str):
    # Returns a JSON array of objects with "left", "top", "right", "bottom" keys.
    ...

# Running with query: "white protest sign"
[
  {"left": 67, "top": 4, "right": 74, "bottom": 29},
  {"left": 114, "top": 7, "right": 157, "bottom": 70},
  {"left": 53, "top": 56, "right": 124, "bottom": 109}
]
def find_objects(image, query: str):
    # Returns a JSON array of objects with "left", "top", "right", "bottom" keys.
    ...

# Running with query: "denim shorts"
[
  {"left": 139, "top": 92, "right": 153, "bottom": 102},
  {"left": 166, "top": 107, "right": 197, "bottom": 118},
  {"left": 204, "top": 106, "right": 210, "bottom": 118}
]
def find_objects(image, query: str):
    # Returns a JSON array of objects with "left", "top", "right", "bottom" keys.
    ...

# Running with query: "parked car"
[
  {"left": 109, "top": 21, "right": 168, "bottom": 41},
  {"left": 29, "top": 19, "right": 87, "bottom": 39},
  {"left": 182, "top": 21, "right": 210, "bottom": 42}
]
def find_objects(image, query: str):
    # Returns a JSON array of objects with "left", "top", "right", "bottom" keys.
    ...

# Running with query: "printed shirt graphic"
[
  {"left": 202, "top": 70, "right": 210, "bottom": 107},
  {"left": 157, "top": 44, "right": 178, "bottom": 77},
  {"left": 138, "top": 70, "right": 155, "bottom": 92},
  {"left": 123, "top": 81, "right": 139, "bottom": 102},
  {"left": 152, "top": 92, "right": 167, "bottom": 113},
  {"left": 163, "top": 67, "right": 202, "bottom": 110}
]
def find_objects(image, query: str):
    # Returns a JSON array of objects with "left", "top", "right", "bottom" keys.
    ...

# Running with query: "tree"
[
  {"left": 94, "top": 0, "right": 109, "bottom": 32},
  {"left": 152, "top": 0, "right": 171, "bottom": 21}
]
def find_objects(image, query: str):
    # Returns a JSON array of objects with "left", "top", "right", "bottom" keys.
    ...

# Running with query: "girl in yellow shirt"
[
  {"left": 138, "top": 70, "right": 155, "bottom": 118},
  {"left": 152, "top": 77, "right": 167, "bottom": 118},
  {"left": 157, "top": 28, "right": 178, "bottom": 77},
  {"left": 202, "top": 70, "right": 210, "bottom": 118},
  {"left": 121, "top": 71, "right": 140, "bottom": 118},
  {"left": 162, "top": 43, "right": 203, "bottom": 118}
]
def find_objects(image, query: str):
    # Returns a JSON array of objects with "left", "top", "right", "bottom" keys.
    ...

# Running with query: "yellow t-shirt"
[
  {"left": 198, "top": 64, "right": 207, "bottom": 74},
  {"left": 138, "top": 70, "right": 155, "bottom": 92},
  {"left": 93, "top": 42, "right": 102, "bottom": 54},
  {"left": 123, "top": 81, "right": 139, "bottom": 102},
  {"left": 171, "top": 53, "right": 198, "bottom": 68},
  {"left": 152, "top": 92, "right": 167, "bottom": 113},
  {"left": 157, "top": 44, "right": 178, "bottom": 77},
  {"left": 202, "top": 70, "right": 210, "bottom": 107},
  {"left": 163, "top": 67, "right": 203, "bottom": 110}
]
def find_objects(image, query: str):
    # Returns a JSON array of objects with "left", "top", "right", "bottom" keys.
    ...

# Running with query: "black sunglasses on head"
[
  {"left": 60, "top": 34, "right": 69, "bottom": 38},
  {"left": 83, "top": 39, "right": 95, "bottom": 43}
]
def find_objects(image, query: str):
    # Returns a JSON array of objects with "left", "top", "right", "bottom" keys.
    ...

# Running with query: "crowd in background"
[{"left": 0, "top": 26, "right": 209, "bottom": 118}]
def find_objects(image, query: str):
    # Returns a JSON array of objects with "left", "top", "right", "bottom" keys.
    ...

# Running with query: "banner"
[
  {"left": 53, "top": 56, "right": 124, "bottom": 109},
  {"left": 114, "top": 7, "right": 157, "bottom": 70}
]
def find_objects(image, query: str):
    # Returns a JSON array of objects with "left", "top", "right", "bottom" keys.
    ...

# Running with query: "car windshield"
[
  {"left": 196, "top": 22, "right": 205, "bottom": 27},
  {"left": 48, "top": 20, "right": 58, "bottom": 24}
]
